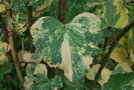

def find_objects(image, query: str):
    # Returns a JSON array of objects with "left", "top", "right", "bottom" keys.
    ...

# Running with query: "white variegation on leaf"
[
  {"left": 60, "top": 32, "right": 73, "bottom": 81},
  {"left": 71, "top": 13, "right": 101, "bottom": 34},
  {"left": 24, "top": 64, "right": 48, "bottom": 89},
  {"left": 82, "top": 56, "right": 93, "bottom": 70},
  {"left": 0, "top": 55, "right": 8, "bottom": 64},
  {"left": 34, "top": 64, "right": 47, "bottom": 75},
  {"left": 18, "top": 50, "right": 42, "bottom": 67},
  {"left": 30, "top": 12, "right": 102, "bottom": 82}
]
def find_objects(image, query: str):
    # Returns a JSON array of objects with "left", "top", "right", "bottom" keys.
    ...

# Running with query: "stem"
[
  {"left": 108, "top": 26, "right": 116, "bottom": 43},
  {"left": 6, "top": 4, "right": 24, "bottom": 84},
  {"left": 0, "top": 61, "right": 37, "bottom": 66},
  {"left": 103, "top": 37, "right": 109, "bottom": 50},
  {"left": 28, "top": 5, "right": 33, "bottom": 28},
  {"left": 52, "top": 0, "right": 67, "bottom": 76},
  {"left": 93, "top": 20, "right": 134, "bottom": 87},
  {"left": 58, "top": 0, "right": 67, "bottom": 24}
]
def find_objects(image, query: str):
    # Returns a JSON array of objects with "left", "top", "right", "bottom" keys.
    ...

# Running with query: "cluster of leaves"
[{"left": 0, "top": 0, "right": 134, "bottom": 90}]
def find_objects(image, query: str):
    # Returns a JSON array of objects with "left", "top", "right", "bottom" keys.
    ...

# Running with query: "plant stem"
[
  {"left": 108, "top": 26, "right": 116, "bottom": 43},
  {"left": 58, "top": 0, "right": 67, "bottom": 24},
  {"left": 103, "top": 37, "right": 109, "bottom": 50},
  {"left": 6, "top": 5, "right": 24, "bottom": 84},
  {"left": 0, "top": 61, "right": 37, "bottom": 66},
  {"left": 92, "top": 20, "right": 134, "bottom": 87}
]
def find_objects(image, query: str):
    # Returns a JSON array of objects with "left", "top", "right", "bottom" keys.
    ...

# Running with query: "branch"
[
  {"left": 6, "top": 0, "right": 24, "bottom": 84},
  {"left": 0, "top": 61, "right": 38, "bottom": 66},
  {"left": 93, "top": 20, "right": 134, "bottom": 86},
  {"left": 58, "top": 0, "right": 67, "bottom": 24}
]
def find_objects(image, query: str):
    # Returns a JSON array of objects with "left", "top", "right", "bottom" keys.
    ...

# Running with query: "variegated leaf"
[
  {"left": 29, "top": 76, "right": 63, "bottom": 90},
  {"left": 24, "top": 64, "right": 48, "bottom": 89},
  {"left": 31, "top": 12, "right": 102, "bottom": 82}
]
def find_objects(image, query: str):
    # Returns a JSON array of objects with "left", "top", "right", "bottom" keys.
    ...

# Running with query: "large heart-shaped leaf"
[{"left": 31, "top": 12, "right": 102, "bottom": 82}]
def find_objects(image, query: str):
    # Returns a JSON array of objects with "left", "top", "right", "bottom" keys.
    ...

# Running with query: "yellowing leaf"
[
  {"left": 86, "top": 64, "right": 100, "bottom": 80},
  {"left": 110, "top": 47, "right": 134, "bottom": 66},
  {"left": 114, "top": 0, "right": 129, "bottom": 28},
  {"left": 98, "top": 68, "right": 112, "bottom": 86},
  {"left": 114, "top": 62, "right": 133, "bottom": 73},
  {"left": 0, "top": 55, "right": 8, "bottom": 64},
  {"left": 0, "top": 4, "right": 6, "bottom": 12},
  {"left": 54, "top": 88, "right": 57, "bottom": 90},
  {"left": 132, "top": 82, "right": 134, "bottom": 87},
  {"left": 0, "top": 42, "right": 10, "bottom": 56},
  {"left": 82, "top": 56, "right": 93, "bottom": 70},
  {"left": 18, "top": 23, "right": 28, "bottom": 33}
]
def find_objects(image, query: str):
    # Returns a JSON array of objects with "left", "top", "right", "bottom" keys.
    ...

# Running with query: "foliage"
[
  {"left": 104, "top": 72, "right": 134, "bottom": 90},
  {"left": 0, "top": 0, "right": 134, "bottom": 90}
]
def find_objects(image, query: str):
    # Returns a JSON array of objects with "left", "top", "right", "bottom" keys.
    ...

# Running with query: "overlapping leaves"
[{"left": 24, "top": 64, "right": 63, "bottom": 90}]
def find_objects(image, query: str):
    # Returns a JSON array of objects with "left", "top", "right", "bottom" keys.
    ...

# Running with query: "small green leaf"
[
  {"left": 24, "top": 64, "right": 48, "bottom": 89},
  {"left": 102, "top": 0, "right": 120, "bottom": 29},
  {"left": 104, "top": 72, "right": 134, "bottom": 90},
  {"left": 29, "top": 76, "right": 63, "bottom": 90}
]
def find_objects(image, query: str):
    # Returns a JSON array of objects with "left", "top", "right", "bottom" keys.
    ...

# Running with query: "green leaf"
[
  {"left": 29, "top": 76, "right": 63, "bottom": 90},
  {"left": 31, "top": 12, "right": 102, "bottom": 82},
  {"left": 24, "top": 64, "right": 48, "bottom": 89},
  {"left": 64, "top": 78, "right": 89, "bottom": 90},
  {"left": 111, "top": 66, "right": 125, "bottom": 75},
  {"left": 104, "top": 72, "right": 134, "bottom": 90},
  {"left": 102, "top": 0, "right": 120, "bottom": 29},
  {"left": 29, "top": 0, "right": 53, "bottom": 9},
  {"left": 66, "top": 0, "right": 89, "bottom": 22}
]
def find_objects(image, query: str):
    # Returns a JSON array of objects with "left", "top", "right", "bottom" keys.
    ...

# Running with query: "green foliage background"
[{"left": 0, "top": 0, "right": 134, "bottom": 90}]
